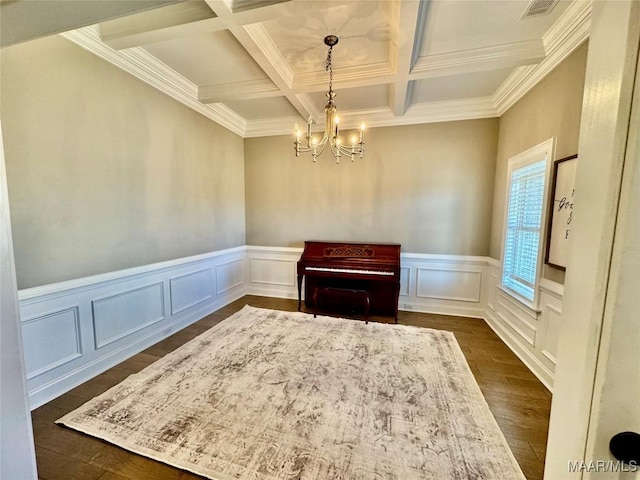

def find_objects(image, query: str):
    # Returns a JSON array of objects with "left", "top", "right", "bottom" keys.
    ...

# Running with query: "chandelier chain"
[
  {"left": 293, "top": 35, "right": 366, "bottom": 163},
  {"left": 325, "top": 46, "right": 333, "bottom": 96}
]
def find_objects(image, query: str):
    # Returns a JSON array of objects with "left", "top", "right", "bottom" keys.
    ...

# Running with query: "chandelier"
[{"left": 294, "top": 35, "right": 366, "bottom": 163}]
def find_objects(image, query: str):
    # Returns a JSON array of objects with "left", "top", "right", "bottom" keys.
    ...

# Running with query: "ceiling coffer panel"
[
  {"left": 44, "top": 0, "right": 589, "bottom": 136},
  {"left": 262, "top": 0, "right": 390, "bottom": 74},
  {"left": 143, "top": 30, "right": 270, "bottom": 86}
]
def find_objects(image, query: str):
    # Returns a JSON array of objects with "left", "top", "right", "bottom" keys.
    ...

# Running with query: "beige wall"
[
  {"left": 1, "top": 34, "right": 587, "bottom": 289},
  {"left": 245, "top": 119, "right": 498, "bottom": 255},
  {"left": 490, "top": 42, "right": 588, "bottom": 283},
  {"left": 1, "top": 36, "right": 246, "bottom": 289}
]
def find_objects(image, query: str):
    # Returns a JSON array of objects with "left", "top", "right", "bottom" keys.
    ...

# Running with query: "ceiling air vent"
[{"left": 521, "top": 0, "right": 559, "bottom": 18}]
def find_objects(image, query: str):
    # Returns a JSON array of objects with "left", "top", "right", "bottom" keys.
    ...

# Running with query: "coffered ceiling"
[{"left": 53, "top": 0, "right": 590, "bottom": 137}]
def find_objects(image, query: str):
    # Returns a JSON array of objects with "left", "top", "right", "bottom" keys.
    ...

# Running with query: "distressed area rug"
[{"left": 57, "top": 305, "right": 525, "bottom": 480}]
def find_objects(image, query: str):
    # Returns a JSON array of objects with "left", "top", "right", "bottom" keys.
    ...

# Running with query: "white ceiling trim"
[
  {"left": 389, "top": 0, "right": 424, "bottom": 116},
  {"left": 103, "top": 17, "right": 225, "bottom": 51},
  {"left": 100, "top": 1, "right": 223, "bottom": 50},
  {"left": 411, "top": 39, "right": 546, "bottom": 79},
  {"left": 58, "top": 0, "right": 592, "bottom": 139},
  {"left": 59, "top": 26, "right": 247, "bottom": 136},
  {"left": 242, "top": 23, "right": 295, "bottom": 88},
  {"left": 244, "top": 96, "right": 498, "bottom": 138},
  {"left": 202, "top": 0, "right": 315, "bottom": 121},
  {"left": 100, "top": 0, "right": 315, "bottom": 50},
  {"left": 228, "top": 22, "right": 317, "bottom": 120},
  {"left": 295, "top": 94, "right": 322, "bottom": 122},
  {"left": 293, "top": 62, "right": 396, "bottom": 92},
  {"left": 198, "top": 79, "right": 280, "bottom": 103},
  {"left": 493, "top": 0, "right": 591, "bottom": 115}
]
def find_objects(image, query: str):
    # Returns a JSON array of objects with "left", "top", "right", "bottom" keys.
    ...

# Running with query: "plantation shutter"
[{"left": 502, "top": 159, "right": 546, "bottom": 301}]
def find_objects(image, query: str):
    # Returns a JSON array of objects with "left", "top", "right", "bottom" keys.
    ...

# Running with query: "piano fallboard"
[{"left": 297, "top": 241, "right": 401, "bottom": 322}]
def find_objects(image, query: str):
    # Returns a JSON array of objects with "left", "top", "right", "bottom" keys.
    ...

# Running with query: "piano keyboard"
[{"left": 306, "top": 266, "right": 395, "bottom": 276}]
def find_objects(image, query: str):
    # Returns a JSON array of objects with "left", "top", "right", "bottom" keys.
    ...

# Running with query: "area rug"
[{"left": 56, "top": 305, "right": 525, "bottom": 479}]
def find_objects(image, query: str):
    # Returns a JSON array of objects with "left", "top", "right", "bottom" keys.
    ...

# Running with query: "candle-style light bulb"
[
  {"left": 351, "top": 135, "right": 357, "bottom": 146},
  {"left": 359, "top": 121, "right": 365, "bottom": 143}
]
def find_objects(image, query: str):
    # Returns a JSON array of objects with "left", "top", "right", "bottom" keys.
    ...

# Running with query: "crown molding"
[
  {"left": 198, "top": 78, "right": 280, "bottom": 103},
  {"left": 58, "top": 0, "right": 591, "bottom": 139},
  {"left": 385, "top": 97, "right": 498, "bottom": 126},
  {"left": 59, "top": 26, "right": 247, "bottom": 137},
  {"left": 492, "top": 0, "right": 591, "bottom": 115}
]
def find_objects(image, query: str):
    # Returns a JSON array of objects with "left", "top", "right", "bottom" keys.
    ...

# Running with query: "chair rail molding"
[
  {"left": 18, "top": 246, "right": 246, "bottom": 409},
  {"left": 18, "top": 246, "right": 562, "bottom": 409}
]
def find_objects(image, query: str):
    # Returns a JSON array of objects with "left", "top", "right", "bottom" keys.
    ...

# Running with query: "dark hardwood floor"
[{"left": 32, "top": 295, "right": 552, "bottom": 480}]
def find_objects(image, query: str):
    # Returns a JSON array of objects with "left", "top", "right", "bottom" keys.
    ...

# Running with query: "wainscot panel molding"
[
  {"left": 399, "top": 253, "right": 490, "bottom": 319},
  {"left": 484, "top": 262, "right": 563, "bottom": 391},
  {"left": 18, "top": 246, "right": 562, "bottom": 408},
  {"left": 244, "top": 246, "right": 302, "bottom": 300},
  {"left": 18, "top": 246, "right": 246, "bottom": 409},
  {"left": 244, "top": 247, "right": 492, "bottom": 319}
]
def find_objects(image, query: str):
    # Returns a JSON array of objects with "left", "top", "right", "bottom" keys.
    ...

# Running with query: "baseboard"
[
  {"left": 484, "top": 308, "right": 554, "bottom": 391},
  {"left": 399, "top": 301, "right": 485, "bottom": 319}
]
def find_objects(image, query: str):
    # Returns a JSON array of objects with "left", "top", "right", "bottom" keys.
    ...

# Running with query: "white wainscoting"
[
  {"left": 484, "top": 260, "right": 564, "bottom": 390},
  {"left": 244, "top": 247, "right": 491, "bottom": 319},
  {"left": 18, "top": 245, "right": 562, "bottom": 409},
  {"left": 400, "top": 254, "right": 489, "bottom": 318},
  {"left": 18, "top": 246, "right": 246, "bottom": 409},
  {"left": 245, "top": 246, "right": 302, "bottom": 300}
]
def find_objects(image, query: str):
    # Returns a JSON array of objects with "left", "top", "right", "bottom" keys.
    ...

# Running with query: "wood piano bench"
[{"left": 313, "top": 286, "right": 370, "bottom": 324}]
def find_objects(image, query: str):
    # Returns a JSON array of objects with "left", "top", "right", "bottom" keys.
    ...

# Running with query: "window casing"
[{"left": 501, "top": 138, "right": 554, "bottom": 309}]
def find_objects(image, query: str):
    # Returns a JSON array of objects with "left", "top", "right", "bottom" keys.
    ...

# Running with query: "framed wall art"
[{"left": 545, "top": 154, "right": 578, "bottom": 270}]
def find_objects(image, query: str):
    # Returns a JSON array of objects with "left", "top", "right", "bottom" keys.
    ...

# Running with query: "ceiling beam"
[
  {"left": 100, "top": 1, "right": 225, "bottom": 50},
  {"left": 0, "top": 0, "right": 183, "bottom": 47},
  {"left": 410, "top": 39, "right": 546, "bottom": 80},
  {"left": 388, "top": 0, "right": 425, "bottom": 116},
  {"left": 198, "top": 62, "right": 398, "bottom": 102},
  {"left": 204, "top": 0, "right": 320, "bottom": 120},
  {"left": 293, "top": 62, "right": 396, "bottom": 93},
  {"left": 100, "top": 0, "right": 345, "bottom": 50}
]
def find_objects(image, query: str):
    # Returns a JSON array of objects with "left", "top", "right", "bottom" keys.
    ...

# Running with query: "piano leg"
[
  {"left": 364, "top": 293, "right": 370, "bottom": 325},
  {"left": 297, "top": 274, "right": 303, "bottom": 311},
  {"left": 394, "top": 282, "right": 400, "bottom": 323},
  {"left": 313, "top": 287, "right": 319, "bottom": 318}
]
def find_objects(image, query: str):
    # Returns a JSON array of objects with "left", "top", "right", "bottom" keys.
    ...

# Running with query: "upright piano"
[{"left": 297, "top": 240, "right": 401, "bottom": 322}]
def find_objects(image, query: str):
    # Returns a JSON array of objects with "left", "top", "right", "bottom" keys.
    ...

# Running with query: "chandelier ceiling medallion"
[{"left": 294, "top": 35, "right": 366, "bottom": 163}]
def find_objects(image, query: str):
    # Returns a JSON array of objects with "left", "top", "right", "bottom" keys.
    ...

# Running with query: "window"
[{"left": 501, "top": 138, "right": 554, "bottom": 308}]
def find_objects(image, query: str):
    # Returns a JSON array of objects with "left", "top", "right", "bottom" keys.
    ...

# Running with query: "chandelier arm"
[{"left": 336, "top": 144, "right": 360, "bottom": 155}]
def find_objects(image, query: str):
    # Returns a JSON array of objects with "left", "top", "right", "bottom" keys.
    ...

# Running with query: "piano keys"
[{"left": 297, "top": 240, "right": 401, "bottom": 322}]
